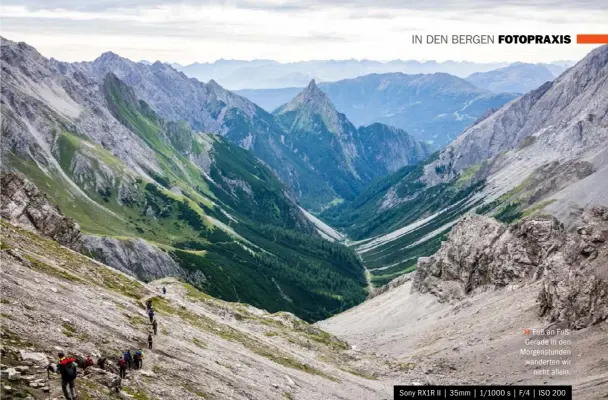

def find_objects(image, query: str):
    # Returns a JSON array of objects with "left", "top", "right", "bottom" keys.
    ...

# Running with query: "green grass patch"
[
  {"left": 183, "top": 383, "right": 207, "bottom": 398},
  {"left": 192, "top": 337, "right": 207, "bottom": 348},
  {"left": 62, "top": 322, "right": 77, "bottom": 337},
  {"left": 23, "top": 254, "right": 84, "bottom": 283},
  {"left": 521, "top": 199, "right": 556, "bottom": 217}
]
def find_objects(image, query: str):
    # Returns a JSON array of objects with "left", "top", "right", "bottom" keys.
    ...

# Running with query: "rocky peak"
[
  {"left": 411, "top": 208, "right": 608, "bottom": 329},
  {"left": 274, "top": 79, "right": 347, "bottom": 137},
  {"left": 95, "top": 51, "right": 124, "bottom": 64},
  {"left": 276, "top": 79, "right": 335, "bottom": 115}
]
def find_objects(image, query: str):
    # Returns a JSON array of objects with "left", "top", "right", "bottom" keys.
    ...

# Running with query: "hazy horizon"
[{"left": 1, "top": 1, "right": 605, "bottom": 64}]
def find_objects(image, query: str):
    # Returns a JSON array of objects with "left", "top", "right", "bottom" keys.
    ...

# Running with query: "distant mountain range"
[
  {"left": 322, "top": 45, "right": 608, "bottom": 286},
  {"left": 465, "top": 62, "right": 565, "bottom": 94},
  {"left": 239, "top": 73, "right": 518, "bottom": 148},
  {"left": 174, "top": 59, "right": 573, "bottom": 90}
]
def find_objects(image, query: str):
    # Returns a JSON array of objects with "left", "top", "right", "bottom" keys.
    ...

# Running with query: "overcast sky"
[{"left": 1, "top": 0, "right": 606, "bottom": 64}]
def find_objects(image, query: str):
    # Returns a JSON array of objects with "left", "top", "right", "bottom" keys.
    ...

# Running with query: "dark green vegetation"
[
  {"left": 322, "top": 154, "right": 486, "bottom": 286},
  {"left": 5, "top": 74, "right": 367, "bottom": 322}
]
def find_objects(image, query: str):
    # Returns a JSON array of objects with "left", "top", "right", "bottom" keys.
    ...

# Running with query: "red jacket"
[{"left": 59, "top": 357, "right": 77, "bottom": 366}]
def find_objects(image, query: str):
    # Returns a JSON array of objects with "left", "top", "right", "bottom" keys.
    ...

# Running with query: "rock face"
[
  {"left": 412, "top": 208, "right": 608, "bottom": 329},
  {"left": 538, "top": 206, "right": 608, "bottom": 328},
  {"left": 424, "top": 44, "right": 608, "bottom": 184},
  {"left": 0, "top": 171, "right": 81, "bottom": 248},
  {"left": 81, "top": 235, "right": 206, "bottom": 286}
]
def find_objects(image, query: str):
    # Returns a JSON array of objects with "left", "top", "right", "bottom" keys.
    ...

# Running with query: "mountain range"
[
  {"left": 0, "top": 38, "right": 371, "bottom": 321},
  {"left": 322, "top": 44, "right": 608, "bottom": 286},
  {"left": 175, "top": 59, "right": 572, "bottom": 90},
  {"left": 1, "top": 37, "right": 432, "bottom": 321},
  {"left": 465, "top": 62, "right": 559, "bottom": 94},
  {"left": 239, "top": 73, "right": 518, "bottom": 147}
]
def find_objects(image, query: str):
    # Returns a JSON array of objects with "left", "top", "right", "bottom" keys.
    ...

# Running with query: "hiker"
[
  {"left": 134, "top": 349, "right": 144, "bottom": 369},
  {"left": 123, "top": 350, "right": 132, "bottom": 369},
  {"left": 84, "top": 355, "right": 94, "bottom": 370},
  {"left": 96, "top": 356, "right": 106, "bottom": 370},
  {"left": 152, "top": 319, "right": 158, "bottom": 335},
  {"left": 146, "top": 300, "right": 152, "bottom": 311},
  {"left": 162, "top": 286, "right": 167, "bottom": 295},
  {"left": 54, "top": 352, "right": 78, "bottom": 400},
  {"left": 148, "top": 307, "right": 155, "bottom": 323},
  {"left": 118, "top": 357, "right": 127, "bottom": 378},
  {"left": 148, "top": 333, "right": 153, "bottom": 350}
]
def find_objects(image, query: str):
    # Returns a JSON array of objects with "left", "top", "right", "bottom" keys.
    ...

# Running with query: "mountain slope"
[
  {"left": 320, "top": 209, "right": 608, "bottom": 400},
  {"left": 0, "top": 38, "right": 368, "bottom": 321},
  {"left": 236, "top": 87, "right": 302, "bottom": 112},
  {"left": 274, "top": 80, "right": 432, "bottom": 203},
  {"left": 323, "top": 45, "right": 608, "bottom": 286},
  {"left": 466, "top": 62, "right": 557, "bottom": 93},
  {"left": 240, "top": 73, "right": 517, "bottom": 148},
  {"left": 78, "top": 51, "right": 337, "bottom": 209},
  {"left": 0, "top": 219, "right": 396, "bottom": 399}
]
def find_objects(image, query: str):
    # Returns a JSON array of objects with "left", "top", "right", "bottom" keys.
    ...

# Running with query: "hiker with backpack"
[
  {"left": 148, "top": 307, "right": 155, "bottom": 323},
  {"left": 97, "top": 356, "right": 106, "bottom": 370},
  {"left": 84, "top": 355, "right": 94, "bottom": 370},
  {"left": 123, "top": 349, "right": 132, "bottom": 369},
  {"left": 146, "top": 300, "right": 152, "bottom": 311},
  {"left": 135, "top": 349, "right": 144, "bottom": 369},
  {"left": 148, "top": 333, "right": 153, "bottom": 350},
  {"left": 51, "top": 352, "right": 78, "bottom": 400},
  {"left": 162, "top": 286, "right": 167, "bottom": 295},
  {"left": 152, "top": 319, "right": 158, "bottom": 335},
  {"left": 118, "top": 356, "right": 127, "bottom": 378}
]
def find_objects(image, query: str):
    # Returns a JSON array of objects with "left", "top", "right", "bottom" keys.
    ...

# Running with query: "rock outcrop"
[
  {"left": 0, "top": 171, "right": 81, "bottom": 248},
  {"left": 82, "top": 235, "right": 206, "bottom": 286},
  {"left": 538, "top": 206, "right": 608, "bottom": 328},
  {"left": 412, "top": 208, "right": 608, "bottom": 329}
]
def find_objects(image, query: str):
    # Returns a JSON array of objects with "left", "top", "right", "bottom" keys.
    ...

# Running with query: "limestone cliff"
[
  {"left": 412, "top": 208, "right": 608, "bottom": 329},
  {"left": 0, "top": 171, "right": 81, "bottom": 248}
]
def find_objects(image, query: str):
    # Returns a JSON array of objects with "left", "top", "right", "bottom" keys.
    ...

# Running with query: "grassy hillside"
[{"left": 4, "top": 74, "right": 367, "bottom": 322}]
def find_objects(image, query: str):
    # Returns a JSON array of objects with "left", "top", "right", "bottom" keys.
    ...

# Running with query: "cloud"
[
  {"left": 1, "top": 1, "right": 605, "bottom": 64},
  {"left": 6, "top": 0, "right": 608, "bottom": 12}
]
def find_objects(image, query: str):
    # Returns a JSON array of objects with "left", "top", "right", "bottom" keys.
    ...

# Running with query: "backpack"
[
  {"left": 135, "top": 351, "right": 142, "bottom": 361},
  {"left": 123, "top": 352, "right": 131, "bottom": 361},
  {"left": 61, "top": 360, "right": 77, "bottom": 381},
  {"left": 118, "top": 359, "right": 126, "bottom": 368}
]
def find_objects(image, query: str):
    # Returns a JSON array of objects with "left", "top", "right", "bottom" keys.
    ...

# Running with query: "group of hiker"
[{"left": 49, "top": 287, "right": 167, "bottom": 400}]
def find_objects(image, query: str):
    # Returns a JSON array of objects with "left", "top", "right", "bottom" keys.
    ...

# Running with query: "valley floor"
[{"left": 319, "top": 280, "right": 608, "bottom": 400}]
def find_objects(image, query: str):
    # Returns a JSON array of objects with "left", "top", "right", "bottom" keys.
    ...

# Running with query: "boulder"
[{"left": 19, "top": 350, "right": 49, "bottom": 365}]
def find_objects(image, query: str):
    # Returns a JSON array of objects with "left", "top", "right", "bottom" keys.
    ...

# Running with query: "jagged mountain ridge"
[
  {"left": 178, "top": 59, "right": 521, "bottom": 90},
  {"left": 77, "top": 50, "right": 339, "bottom": 210},
  {"left": 73, "top": 50, "right": 431, "bottom": 210},
  {"left": 274, "top": 80, "right": 432, "bottom": 202},
  {"left": 322, "top": 44, "right": 608, "bottom": 287},
  {"left": 0, "top": 38, "right": 369, "bottom": 322},
  {"left": 240, "top": 73, "right": 518, "bottom": 148}
]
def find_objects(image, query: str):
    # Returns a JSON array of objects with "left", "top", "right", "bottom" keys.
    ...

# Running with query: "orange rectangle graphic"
[{"left": 577, "top": 34, "right": 608, "bottom": 44}]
